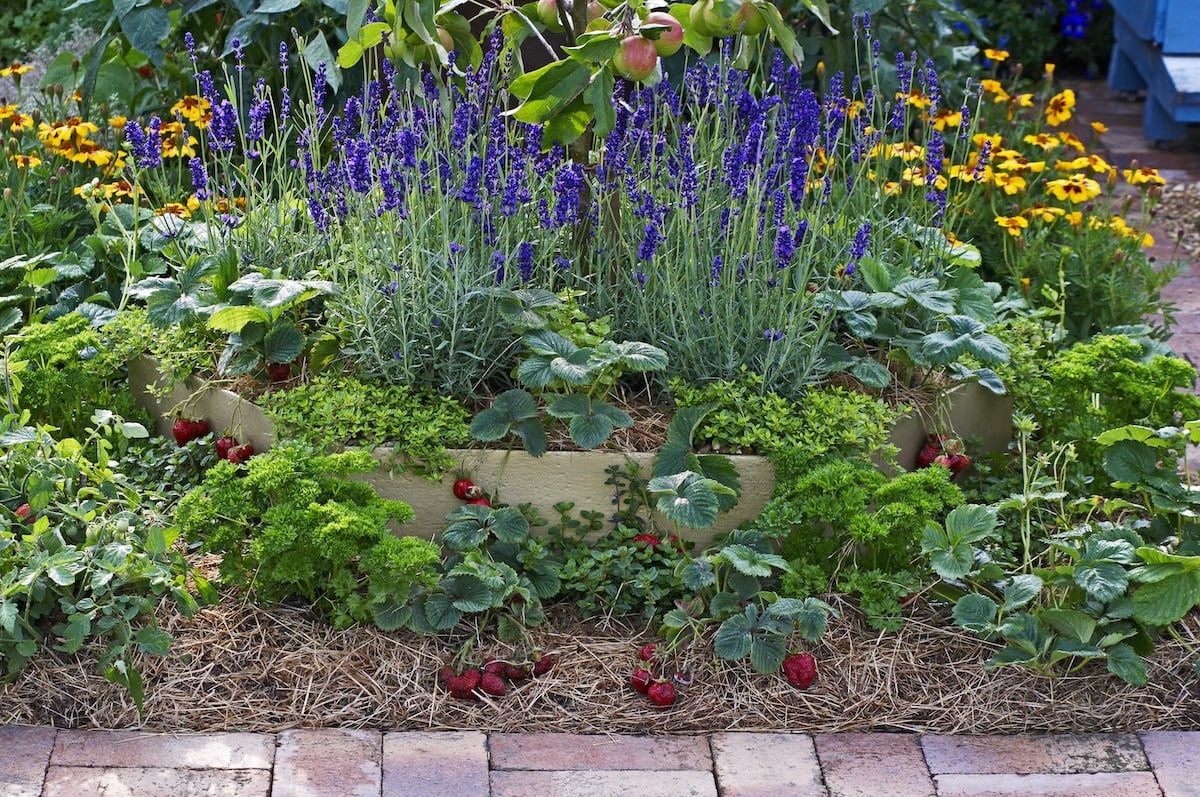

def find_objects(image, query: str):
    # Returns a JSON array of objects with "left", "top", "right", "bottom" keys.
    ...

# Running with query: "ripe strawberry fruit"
[
  {"left": 479, "top": 672, "right": 506, "bottom": 696},
  {"left": 483, "top": 657, "right": 505, "bottom": 676},
  {"left": 948, "top": 453, "right": 971, "bottom": 474},
  {"left": 647, "top": 680, "right": 676, "bottom": 707},
  {"left": 172, "top": 417, "right": 209, "bottom": 446},
  {"left": 502, "top": 663, "right": 530, "bottom": 682},
  {"left": 452, "top": 478, "right": 476, "bottom": 500},
  {"left": 531, "top": 653, "right": 555, "bottom": 676},
  {"left": 215, "top": 435, "right": 238, "bottom": 461},
  {"left": 638, "top": 643, "right": 657, "bottom": 661},
  {"left": 630, "top": 668, "right": 653, "bottom": 694},
  {"left": 14, "top": 503, "right": 32, "bottom": 522},
  {"left": 445, "top": 668, "right": 481, "bottom": 694},
  {"left": 266, "top": 362, "right": 292, "bottom": 382},
  {"left": 782, "top": 652, "right": 817, "bottom": 690},
  {"left": 466, "top": 495, "right": 491, "bottom": 507},
  {"left": 227, "top": 444, "right": 255, "bottom": 464}
]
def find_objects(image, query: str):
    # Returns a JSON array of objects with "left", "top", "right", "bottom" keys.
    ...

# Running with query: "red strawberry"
[
  {"left": 932, "top": 454, "right": 953, "bottom": 470},
  {"left": 452, "top": 478, "right": 476, "bottom": 500},
  {"left": 466, "top": 496, "right": 491, "bottom": 507},
  {"left": 673, "top": 669, "right": 694, "bottom": 687},
  {"left": 450, "top": 689, "right": 479, "bottom": 701},
  {"left": 638, "top": 643, "right": 657, "bottom": 662},
  {"left": 445, "top": 668, "right": 481, "bottom": 693},
  {"left": 439, "top": 665, "right": 455, "bottom": 684},
  {"left": 227, "top": 444, "right": 255, "bottom": 464},
  {"left": 948, "top": 453, "right": 971, "bottom": 473},
  {"left": 631, "top": 533, "right": 661, "bottom": 548},
  {"left": 479, "top": 672, "right": 506, "bottom": 696},
  {"left": 483, "top": 657, "right": 505, "bottom": 676},
  {"left": 782, "top": 652, "right": 817, "bottom": 690},
  {"left": 631, "top": 668, "right": 653, "bottom": 694},
  {"left": 531, "top": 653, "right": 555, "bottom": 676},
  {"left": 266, "top": 362, "right": 292, "bottom": 382},
  {"left": 172, "top": 417, "right": 208, "bottom": 446},
  {"left": 502, "top": 663, "right": 530, "bottom": 682},
  {"left": 647, "top": 680, "right": 676, "bottom": 707},
  {"left": 215, "top": 435, "right": 238, "bottom": 461}
]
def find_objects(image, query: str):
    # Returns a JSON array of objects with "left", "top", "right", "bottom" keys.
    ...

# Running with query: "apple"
[
  {"left": 700, "top": 0, "right": 764, "bottom": 36},
  {"left": 537, "top": 0, "right": 564, "bottom": 31},
  {"left": 611, "top": 35, "right": 659, "bottom": 82},
  {"left": 688, "top": 1, "right": 715, "bottom": 36},
  {"left": 588, "top": 1, "right": 604, "bottom": 21},
  {"left": 643, "top": 11, "right": 684, "bottom": 56},
  {"left": 738, "top": 1, "right": 766, "bottom": 35},
  {"left": 436, "top": 26, "right": 454, "bottom": 52}
]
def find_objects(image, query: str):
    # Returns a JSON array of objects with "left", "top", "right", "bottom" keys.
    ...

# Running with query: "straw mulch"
[{"left": 3, "top": 591, "right": 1197, "bottom": 734}]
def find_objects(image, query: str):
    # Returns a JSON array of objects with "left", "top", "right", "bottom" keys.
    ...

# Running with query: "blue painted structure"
[{"left": 1108, "top": 0, "right": 1200, "bottom": 140}]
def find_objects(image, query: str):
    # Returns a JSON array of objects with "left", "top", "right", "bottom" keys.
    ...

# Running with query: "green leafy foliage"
[
  {"left": 260, "top": 372, "right": 470, "bottom": 478},
  {"left": 0, "top": 410, "right": 199, "bottom": 711},
  {"left": 174, "top": 443, "right": 432, "bottom": 628},
  {"left": 2, "top": 312, "right": 147, "bottom": 438}
]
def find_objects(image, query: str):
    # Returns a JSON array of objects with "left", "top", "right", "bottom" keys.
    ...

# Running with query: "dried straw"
[{"left": 3, "top": 593, "right": 1197, "bottom": 734}]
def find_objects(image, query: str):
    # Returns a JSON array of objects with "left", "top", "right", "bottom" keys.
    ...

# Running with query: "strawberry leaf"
[
  {"left": 748, "top": 635, "right": 787, "bottom": 674},
  {"left": 1105, "top": 642, "right": 1149, "bottom": 686},
  {"left": 952, "top": 593, "right": 997, "bottom": 634}
]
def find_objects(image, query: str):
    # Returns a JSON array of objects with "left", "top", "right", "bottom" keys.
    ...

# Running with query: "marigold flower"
[
  {"left": 108, "top": 115, "right": 128, "bottom": 129},
  {"left": 155, "top": 202, "right": 192, "bottom": 218},
  {"left": 8, "top": 153, "right": 40, "bottom": 168},
  {"left": 1123, "top": 166, "right": 1166, "bottom": 186},
  {"left": 0, "top": 104, "right": 16, "bottom": 119},
  {"left": 995, "top": 215, "right": 1028, "bottom": 237},
  {"left": 888, "top": 141, "right": 925, "bottom": 161},
  {"left": 996, "top": 154, "right": 1045, "bottom": 174},
  {"left": 1046, "top": 172, "right": 1101, "bottom": 203},
  {"left": 1024, "top": 203, "right": 1066, "bottom": 222},
  {"left": 1059, "top": 132, "right": 1086, "bottom": 153},
  {"left": 0, "top": 63, "right": 33, "bottom": 78},
  {"left": 1065, "top": 211, "right": 1082, "bottom": 227},
  {"left": 1044, "top": 63, "right": 1056, "bottom": 77},
  {"left": 1091, "top": 121, "right": 1109, "bottom": 135},
  {"left": 6, "top": 113, "right": 32, "bottom": 133},
  {"left": 929, "top": 108, "right": 962, "bottom": 130},
  {"left": 902, "top": 166, "right": 948, "bottom": 189},
  {"left": 1045, "top": 89, "right": 1076, "bottom": 126},
  {"left": 1056, "top": 154, "right": 1110, "bottom": 174},
  {"left": 170, "top": 95, "right": 212, "bottom": 128},
  {"left": 992, "top": 172, "right": 1027, "bottom": 195},
  {"left": 980, "top": 79, "right": 1011, "bottom": 103},
  {"left": 984, "top": 49, "right": 1009, "bottom": 62},
  {"left": 1014, "top": 93, "right": 1035, "bottom": 108},
  {"left": 897, "top": 90, "right": 931, "bottom": 109},
  {"left": 1023, "top": 133, "right": 1060, "bottom": 151},
  {"left": 973, "top": 133, "right": 1003, "bottom": 150}
]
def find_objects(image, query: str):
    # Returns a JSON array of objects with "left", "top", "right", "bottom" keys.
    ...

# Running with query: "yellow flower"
[
  {"left": 6, "top": 113, "right": 32, "bottom": 133},
  {"left": 984, "top": 49, "right": 1009, "bottom": 62},
  {"left": 972, "top": 133, "right": 1003, "bottom": 150},
  {"left": 1091, "top": 121, "right": 1109, "bottom": 135},
  {"left": 1065, "top": 211, "right": 1082, "bottom": 227},
  {"left": 1014, "top": 93, "right": 1035, "bottom": 108},
  {"left": 1123, "top": 166, "right": 1166, "bottom": 186},
  {"left": 897, "top": 90, "right": 931, "bottom": 109},
  {"left": 155, "top": 202, "right": 192, "bottom": 218},
  {"left": 883, "top": 181, "right": 904, "bottom": 196},
  {"left": 1059, "top": 132, "right": 1086, "bottom": 153},
  {"left": 1044, "top": 63, "right": 1056, "bottom": 77},
  {"left": 1023, "top": 133, "right": 1060, "bottom": 150},
  {"left": 1056, "top": 154, "right": 1110, "bottom": 174},
  {"left": 992, "top": 172, "right": 1027, "bottom": 195},
  {"left": 949, "top": 161, "right": 993, "bottom": 183},
  {"left": 1046, "top": 173, "right": 1102, "bottom": 203},
  {"left": 108, "top": 115, "right": 128, "bottom": 129},
  {"left": 0, "top": 103, "right": 16, "bottom": 119},
  {"left": 902, "top": 165, "right": 948, "bottom": 189},
  {"left": 0, "top": 63, "right": 33, "bottom": 78},
  {"left": 996, "top": 154, "right": 1045, "bottom": 174},
  {"left": 1045, "top": 89, "right": 1076, "bottom": 126},
  {"left": 995, "top": 215, "right": 1028, "bottom": 237},
  {"left": 929, "top": 108, "right": 962, "bottom": 130},
  {"left": 8, "top": 153, "right": 41, "bottom": 168},
  {"left": 1023, "top": 203, "right": 1066, "bottom": 222},
  {"left": 170, "top": 95, "right": 212, "bottom": 128},
  {"left": 888, "top": 141, "right": 925, "bottom": 161},
  {"left": 980, "top": 79, "right": 1011, "bottom": 103}
]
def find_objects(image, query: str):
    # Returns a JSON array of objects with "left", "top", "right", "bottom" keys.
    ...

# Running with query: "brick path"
[{"left": 3, "top": 727, "right": 1199, "bottom": 796}]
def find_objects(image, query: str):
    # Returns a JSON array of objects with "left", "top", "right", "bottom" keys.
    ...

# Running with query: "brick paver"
[
  {"left": 490, "top": 769, "right": 718, "bottom": 796},
  {"left": 381, "top": 730, "right": 489, "bottom": 797},
  {"left": 921, "top": 733, "right": 1149, "bottom": 775},
  {"left": 710, "top": 732, "right": 826, "bottom": 797},
  {"left": 273, "top": 728, "right": 381, "bottom": 797},
  {"left": 0, "top": 725, "right": 56, "bottom": 797},
  {"left": 41, "top": 765, "right": 271, "bottom": 797},
  {"left": 490, "top": 732, "right": 712, "bottom": 771},
  {"left": 1139, "top": 731, "right": 1200, "bottom": 797},
  {"left": 932, "top": 772, "right": 1163, "bottom": 797},
  {"left": 815, "top": 732, "right": 935, "bottom": 797},
  {"left": 50, "top": 729, "right": 275, "bottom": 770}
]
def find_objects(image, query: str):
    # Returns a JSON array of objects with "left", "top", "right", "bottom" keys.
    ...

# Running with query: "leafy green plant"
[
  {"left": 2, "top": 312, "right": 146, "bottom": 438},
  {"left": 173, "top": 443, "right": 433, "bottom": 629},
  {"left": 259, "top": 372, "right": 470, "bottom": 478},
  {"left": 660, "top": 529, "right": 837, "bottom": 673},
  {"left": 381, "top": 503, "right": 562, "bottom": 643},
  {"left": 469, "top": 291, "right": 669, "bottom": 454},
  {"left": 0, "top": 409, "right": 202, "bottom": 710},
  {"left": 817, "top": 243, "right": 1009, "bottom": 394}
]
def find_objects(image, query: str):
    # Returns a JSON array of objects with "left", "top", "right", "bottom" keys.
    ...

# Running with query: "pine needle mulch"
[{"left": 3, "top": 594, "right": 1198, "bottom": 735}]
